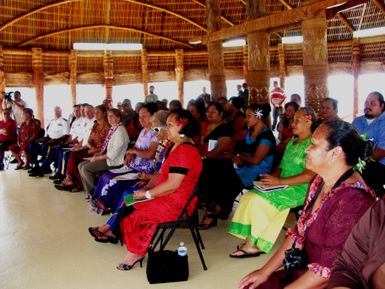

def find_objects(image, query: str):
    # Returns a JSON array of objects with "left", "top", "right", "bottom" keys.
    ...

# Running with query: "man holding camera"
[{"left": 1, "top": 91, "right": 27, "bottom": 127}]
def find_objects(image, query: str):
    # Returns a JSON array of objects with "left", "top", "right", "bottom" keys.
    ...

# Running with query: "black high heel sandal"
[
  {"left": 116, "top": 257, "right": 145, "bottom": 271},
  {"left": 198, "top": 213, "right": 218, "bottom": 230}
]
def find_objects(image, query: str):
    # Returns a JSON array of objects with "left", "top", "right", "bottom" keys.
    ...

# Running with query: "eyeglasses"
[{"left": 152, "top": 126, "right": 164, "bottom": 133}]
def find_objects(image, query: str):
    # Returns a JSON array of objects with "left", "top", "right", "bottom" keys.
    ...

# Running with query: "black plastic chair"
[{"left": 149, "top": 186, "right": 208, "bottom": 270}]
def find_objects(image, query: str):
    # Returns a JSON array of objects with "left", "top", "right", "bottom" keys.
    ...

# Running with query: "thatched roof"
[{"left": 1, "top": 0, "right": 384, "bottom": 77}]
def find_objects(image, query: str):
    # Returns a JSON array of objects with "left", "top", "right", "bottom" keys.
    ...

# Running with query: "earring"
[{"left": 179, "top": 134, "right": 185, "bottom": 139}]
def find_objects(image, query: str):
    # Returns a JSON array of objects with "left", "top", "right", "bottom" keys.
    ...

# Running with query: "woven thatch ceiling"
[{"left": 1, "top": 0, "right": 384, "bottom": 51}]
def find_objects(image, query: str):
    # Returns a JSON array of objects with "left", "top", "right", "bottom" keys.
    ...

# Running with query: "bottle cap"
[{"left": 180, "top": 242, "right": 184, "bottom": 246}]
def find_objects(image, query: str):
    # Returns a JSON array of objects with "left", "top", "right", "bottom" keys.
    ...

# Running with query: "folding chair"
[
  {"left": 149, "top": 185, "right": 208, "bottom": 270},
  {"left": 283, "top": 205, "right": 303, "bottom": 231}
]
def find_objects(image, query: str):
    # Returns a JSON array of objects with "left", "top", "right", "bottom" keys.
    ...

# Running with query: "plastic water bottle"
[{"left": 177, "top": 242, "right": 187, "bottom": 257}]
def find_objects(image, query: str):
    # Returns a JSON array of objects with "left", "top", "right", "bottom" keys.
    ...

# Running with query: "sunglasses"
[{"left": 152, "top": 126, "right": 164, "bottom": 133}]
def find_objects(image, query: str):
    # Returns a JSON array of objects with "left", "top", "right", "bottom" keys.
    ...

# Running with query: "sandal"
[
  {"left": 88, "top": 227, "right": 104, "bottom": 238},
  {"left": 229, "top": 249, "right": 265, "bottom": 258},
  {"left": 94, "top": 234, "right": 118, "bottom": 244},
  {"left": 198, "top": 213, "right": 218, "bottom": 230}
]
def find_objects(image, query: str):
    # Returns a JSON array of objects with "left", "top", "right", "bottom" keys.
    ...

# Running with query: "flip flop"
[{"left": 229, "top": 249, "right": 265, "bottom": 258}]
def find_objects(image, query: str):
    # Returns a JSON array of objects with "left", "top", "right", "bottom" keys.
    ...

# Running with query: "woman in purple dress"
[{"left": 238, "top": 119, "right": 376, "bottom": 289}]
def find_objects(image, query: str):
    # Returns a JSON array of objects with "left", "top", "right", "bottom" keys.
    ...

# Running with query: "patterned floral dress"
[
  {"left": 121, "top": 143, "right": 202, "bottom": 256},
  {"left": 229, "top": 137, "right": 311, "bottom": 253}
]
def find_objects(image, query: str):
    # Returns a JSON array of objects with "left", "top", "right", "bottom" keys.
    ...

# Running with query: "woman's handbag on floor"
[{"left": 146, "top": 248, "right": 189, "bottom": 284}]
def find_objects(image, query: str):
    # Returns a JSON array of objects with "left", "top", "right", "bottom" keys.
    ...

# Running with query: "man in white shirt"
[
  {"left": 145, "top": 85, "right": 159, "bottom": 103},
  {"left": 1, "top": 91, "right": 27, "bottom": 127}
]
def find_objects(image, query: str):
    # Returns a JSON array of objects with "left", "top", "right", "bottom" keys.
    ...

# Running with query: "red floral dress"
[{"left": 120, "top": 143, "right": 202, "bottom": 255}]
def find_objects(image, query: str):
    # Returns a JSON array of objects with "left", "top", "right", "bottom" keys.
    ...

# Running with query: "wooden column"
[
  {"left": 302, "top": 10, "right": 329, "bottom": 112},
  {"left": 0, "top": 45, "right": 5, "bottom": 115},
  {"left": 69, "top": 50, "right": 77, "bottom": 106},
  {"left": 103, "top": 50, "right": 113, "bottom": 100},
  {"left": 242, "top": 45, "right": 249, "bottom": 83},
  {"left": 141, "top": 49, "right": 149, "bottom": 97},
  {"left": 278, "top": 43, "right": 286, "bottom": 90},
  {"left": 246, "top": 0, "right": 270, "bottom": 104},
  {"left": 352, "top": 40, "right": 360, "bottom": 119},
  {"left": 32, "top": 48, "right": 44, "bottom": 126},
  {"left": 206, "top": 0, "right": 226, "bottom": 101},
  {"left": 175, "top": 49, "right": 184, "bottom": 105}
]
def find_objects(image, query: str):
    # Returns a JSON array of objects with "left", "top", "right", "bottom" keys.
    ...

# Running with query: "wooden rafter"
[
  {"left": 190, "top": 0, "right": 235, "bottom": 26},
  {"left": 207, "top": 0, "right": 349, "bottom": 42},
  {"left": 373, "top": 0, "right": 385, "bottom": 14},
  {"left": 0, "top": 0, "right": 83, "bottom": 33},
  {"left": 17, "top": 25, "right": 194, "bottom": 49},
  {"left": 123, "top": 0, "right": 207, "bottom": 32},
  {"left": 279, "top": 0, "right": 293, "bottom": 10},
  {"left": 337, "top": 13, "right": 355, "bottom": 32},
  {"left": 326, "top": 0, "right": 369, "bottom": 18}
]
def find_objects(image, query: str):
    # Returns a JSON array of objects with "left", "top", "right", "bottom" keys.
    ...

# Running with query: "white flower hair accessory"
[{"left": 254, "top": 108, "right": 264, "bottom": 118}]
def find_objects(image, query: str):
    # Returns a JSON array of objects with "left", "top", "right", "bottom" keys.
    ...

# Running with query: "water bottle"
[{"left": 177, "top": 242, "right": 187, "bottom": 257}]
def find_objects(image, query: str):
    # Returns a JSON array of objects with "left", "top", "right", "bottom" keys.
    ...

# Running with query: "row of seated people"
[{"left": 2, "top": 93, "right": 384, "bottom": 287}]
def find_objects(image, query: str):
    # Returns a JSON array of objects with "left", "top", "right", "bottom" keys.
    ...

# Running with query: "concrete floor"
[{"left": 0, "top": 167, "right": 290, "bottom": 289}]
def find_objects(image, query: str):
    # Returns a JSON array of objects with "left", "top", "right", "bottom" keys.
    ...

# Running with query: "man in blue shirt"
[{"left": 353, "top": 91, "right": 385, "bottom": 198}]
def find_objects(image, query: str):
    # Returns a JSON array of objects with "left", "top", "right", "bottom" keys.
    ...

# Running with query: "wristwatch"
[{"left": 145, "top": 190, "right": 152, "bottom": 199}]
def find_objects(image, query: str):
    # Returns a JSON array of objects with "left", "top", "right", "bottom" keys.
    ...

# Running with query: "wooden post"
[
  {"left": 141, "top": 49, "right": 149, "bottom": 97},
  {"left": 103, "top": 50, "right": 113, "bottom": 100},
  {"left": 69, "top": 50, "right": 77, "bottom": 106},
  {"left": 0, "top": 45, "right": 4, "bottom": 117},
  {"left": 32, "top": 48, "right": 44, "bottom": 126},
  {"left": 352, "top": 40, "right": 360, "bottom": 119},
  {"left": 278, "top": 43, "right": 286, "bottom": 90},
  {"left": 206, "top": 0, "right": 226, "bottom": 101},
  {"left": 302, "top": 10, "right": 329, "bottom": 113},
  {"left": 242, "top": 45, "right": 249, "bottom": 83},
  {"left": 246, "top": 0, "right": 270, "bottom": 104},
  {"left": 175, "top": 49, "right": 184, "bottom": 105}
]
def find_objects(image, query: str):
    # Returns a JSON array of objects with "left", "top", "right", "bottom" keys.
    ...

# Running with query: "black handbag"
[{"left": 146, "top": 250, "right": 189, "bottom": 284}]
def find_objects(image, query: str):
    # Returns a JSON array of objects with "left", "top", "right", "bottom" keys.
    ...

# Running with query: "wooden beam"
[
  {"left": 0, "top": 0, "right": 83, "bottom": 33},
  {"left": 123, "top": 0, "right": 207, "bottom": 32},
  {"left": 0, "top": 45, "right": 5, "bottom": 116},
  {"left": 103, "top": 51, "right": 113, "bottom": 100},
  {"left": 32, "top": 48, "right": 44, "bottom": 126},
  {"left": 191, "top": 0, "right": 234, "bottom": 26},
  {"left": 326, "top": 0, "right": 369, "bottom": 18},
  {"left": 279, "top": 0, "right": 293, "bottom": 10},
  {"left": 207, "top": 0, "right": 349, "bottom": 42},
  {"left": 69, "top": 50, "right": 77, "bottom": 106},
  {"left": 336, "top": 12, "right": 355, "bottom": 32},
  {"left": 352, "top": 40, "right": 360, "bottom": 118},
  {"left": 175, "top": 49, "right": 184, "bottom": 104},
  {"left": 141, "top": 49, "right": 149, "bottom": 97},
  {"left": 278, "top": 43, "right": 286, "bottom": 89},
  {"left": 17, "top": 25, "right": 194, "bottom": 49},
  {"left": 373, "top": 0, "right": 385, "bottom": 14}
]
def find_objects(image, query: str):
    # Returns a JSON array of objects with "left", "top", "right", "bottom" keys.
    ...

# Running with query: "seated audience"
[
  {"left": 229, "top": 107, "right": 316, "bottom": 257},
  {"left": 277, "top": 101, "right": 300, "bottom": 154},
  {"left": 290, "top": 93, "right": 301, "bottom": 106},
  {"left": 78, "top": 108, "right": 129, "bottom": 196},
  {"left": 116, "top": 109, "right": 202, "bottom": 270},
  {"left": 55, "top": 105, "right": 110, "bottom": 191},
  {"left": 319, "top": 97, "right": 339, "bottom": 122},
  {"left": 121, "top": 99, "right": 135, "bottom": 128},
  {"left": 187, "top": 98, "right": 208, "bottom": 144},
  {"left": 352, "top": 91, "right": 385, "bottom": 197},
  {"left": 169, "top": 99, "right": 182, "bottom": 110},
  {"left": 0, "top": 109, "right": 17, "bottom": 170},
  {"left": 9, "top": 108, "right": 41, "bottom": 169},
  {"left": 232, "top": 103, "right": 275, "bottom": 188},
  {"left": 227, "top": 96, "right": 248, "bottom": 151},
  {"left": 328, "top": 198, "right": 385, "bottom": 289},
  {"left": 88, "top": 111, "right": 169, "bottom": 241},
  {"left": 197, "top": 103, "right": 242, "bottom": 227},
  {"left": 91, "top": 108, "right": 167, "bottom": 213},
  {"left": 238, "top": 119, "right": 376, "bottom": 289}
]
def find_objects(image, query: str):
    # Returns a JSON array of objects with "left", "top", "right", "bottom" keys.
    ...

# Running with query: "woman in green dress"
[{"left": 229, "top": 107, "right": 318, "bottom": 257}]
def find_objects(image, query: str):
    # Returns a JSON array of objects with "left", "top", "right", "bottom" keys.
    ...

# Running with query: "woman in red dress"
[{"left": 117, "top": 109, "right": 202, "bottom": 270}]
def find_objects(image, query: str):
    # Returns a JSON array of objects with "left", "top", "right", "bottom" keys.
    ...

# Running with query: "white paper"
[
  {"left": 109, "top": 165, "right": 133, "bottom": 174},
  {"left": 208, "top": 139, "right": 218, "bottom": 152},
  {"left": 113, "top": 172, "right": 139, "bottom": 181}
]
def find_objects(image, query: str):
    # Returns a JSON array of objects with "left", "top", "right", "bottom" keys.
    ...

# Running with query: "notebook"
[
  {"left": 253, "top": 181, "right": 288, "bottom": 192},
  {"left": 124, "top": 193, "right": 151, "bottom": 207}
]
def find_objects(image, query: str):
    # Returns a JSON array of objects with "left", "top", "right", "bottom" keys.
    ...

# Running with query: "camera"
[
  {"left": 283, "top": 247, "right": 308, "bottom": 271},
  {"left": 3, "top": 91, "right": 13, "bottom": 102}
]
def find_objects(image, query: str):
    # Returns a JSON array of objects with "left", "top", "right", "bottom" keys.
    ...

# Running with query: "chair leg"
[
  {"left": 152, "top": 227, "right": 166, "bottom": 250},
  {"left": 195, "top": 227, "right": 205, "bottom": 250},
  {"left": 189, "top": 225, "right": 207, "bottom": 270}
]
